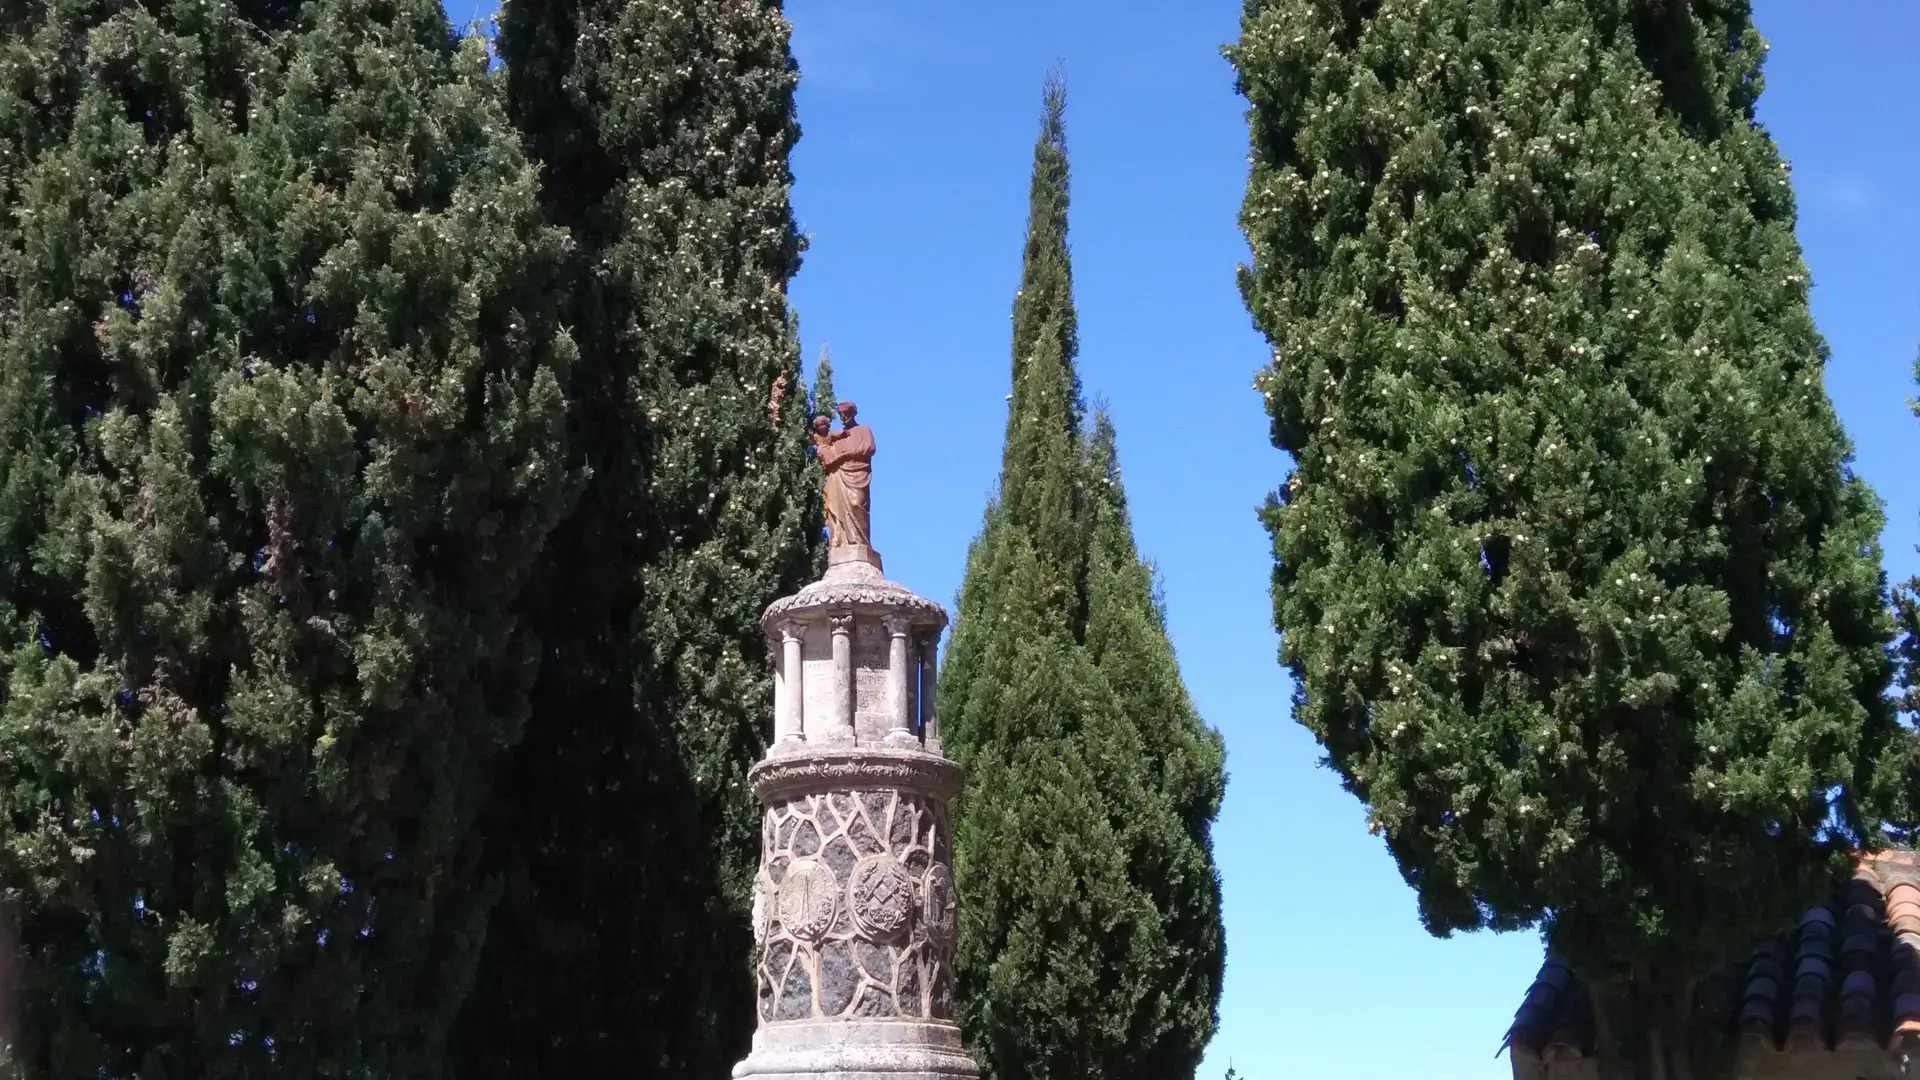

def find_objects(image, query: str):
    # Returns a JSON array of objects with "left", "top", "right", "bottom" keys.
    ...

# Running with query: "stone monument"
[{"left": 733, "top": 405, "right": 980, "bottom": 1080}]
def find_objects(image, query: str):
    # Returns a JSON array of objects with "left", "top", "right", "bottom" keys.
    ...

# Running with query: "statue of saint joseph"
[{"left": 811, "top": 400, "right": 875, "bottom": 548}]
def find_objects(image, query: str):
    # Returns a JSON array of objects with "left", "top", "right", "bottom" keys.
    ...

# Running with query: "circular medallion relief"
[
  {"left": 752, "top": 868, "right": 775, "bottom": 945},
  {"left": 777, "top": 859, "right": 838, "bottom": 941},
  {"left": 921, "top": 863, "right": 956, "bottom": 944},
  {"left": 847, "top": 854, "right": 915, "bottom": 941}
]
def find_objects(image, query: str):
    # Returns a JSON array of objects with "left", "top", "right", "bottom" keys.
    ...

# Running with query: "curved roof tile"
[{"left": 1506, "top": 850, "right": 1920, "bottom": 1061}]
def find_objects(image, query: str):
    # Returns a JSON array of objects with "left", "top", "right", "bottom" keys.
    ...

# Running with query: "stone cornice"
[
  {"left": 761, "top": 579, "right": 949, "bottom": 634},
  {"left": 750, "top": 747, "right": 964, "bottom": 802}
]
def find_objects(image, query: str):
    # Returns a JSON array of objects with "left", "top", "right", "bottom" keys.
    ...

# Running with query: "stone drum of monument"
[{"left": 733, "top": 411, "right": 979, "bottom": 1080}]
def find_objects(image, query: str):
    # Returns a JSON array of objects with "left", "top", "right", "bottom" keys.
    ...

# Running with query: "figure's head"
[
  {"left": 811, "top": 415, "right": 831, "bottom": 435},
  {"left": 835, "top": 400, "right": 858, "bottom": 425}
]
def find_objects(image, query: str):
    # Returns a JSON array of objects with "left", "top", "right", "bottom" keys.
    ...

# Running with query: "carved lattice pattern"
[{"left": 754, "top": 788, "right": 956, "bottom": 1022}]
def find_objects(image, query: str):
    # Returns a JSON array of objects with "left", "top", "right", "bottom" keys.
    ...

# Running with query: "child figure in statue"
[{"left": 811, "top": 400, "right": 875, "bottom": 549}]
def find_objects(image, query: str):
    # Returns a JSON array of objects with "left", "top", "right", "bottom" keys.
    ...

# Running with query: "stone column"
[
  {"left": 775, "top": 621, "right": 805, "bottom": 745},
  {"left": 918, "top": 631, "right": 940, "bottom": 753},
  {"left": 884, "top": 614, "right": 916, "bottom": 745},
  {"left": 828, "top": 611, "right": 856, "bottom": 744},
  {"left": 770, "top": 633, "right": 789, "bottom": 742},
  {"left": 740, "top": 553, "right": 976, "bottom": 1080}
]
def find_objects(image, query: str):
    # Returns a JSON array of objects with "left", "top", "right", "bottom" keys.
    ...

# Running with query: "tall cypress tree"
[
  {"left": 810, "top": 344, "right": 836, "bottom": 420},
  {"left": 449, "top": 1, "right": 821, "bottom": 1075},
  {"left": 1899, "top": 357, "right": 1919, "bottom": 732},
  {"left": 1230, "top": 1, "right": 1895, "bottom": 1074},
  {"left": 940, "top": 75, "right": 1226, "bottom": 1080},
  {"left": 0, "top": 0, "right": 573, "bottom": 1075}
]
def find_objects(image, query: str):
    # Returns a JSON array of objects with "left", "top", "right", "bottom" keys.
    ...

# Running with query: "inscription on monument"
[{"left": 853, "top": 623, "right": 889, "bottom": 738}]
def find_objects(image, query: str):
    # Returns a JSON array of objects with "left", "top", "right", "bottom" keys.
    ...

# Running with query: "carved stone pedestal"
[{"left": 733, "top": 552, "right": 979, "bottom": 1080}]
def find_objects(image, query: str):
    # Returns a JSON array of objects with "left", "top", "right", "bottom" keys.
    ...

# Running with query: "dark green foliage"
[
  {"left": 939, "top": 76, "right": 1226, "bottom": 1080},
  {"left": 1081, "top": 413, "right": 1228, "bottom": 1057},
  {"left": 1898, "top": 357, "right": 1919, "bottom": 731},
  {"left": 1230, "top": 0, "right": 1894, "bottom": 1073},
  {"left": 448, "top": 0, "right": 821, "bottom": 1076},
  {"left": 0, "top": 0, "right": 573, "bottom": 1074},
  {"left": 810, "top": 343, "right": 836, "bottom": 418}
]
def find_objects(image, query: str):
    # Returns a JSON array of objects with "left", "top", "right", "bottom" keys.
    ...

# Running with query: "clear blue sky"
[{"left": 443, "top": 3, "right": 1919, "bottom": 1077}]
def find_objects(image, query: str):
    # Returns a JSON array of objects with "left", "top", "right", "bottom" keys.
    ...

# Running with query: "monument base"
[{"left": 733, "top": 1021, "right": 979, "bottom": 1080}]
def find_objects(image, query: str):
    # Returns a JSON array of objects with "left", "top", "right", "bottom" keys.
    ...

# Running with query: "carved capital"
[
  {"left": 828, "top": 611, "right": 854, "bottom": 636},
  {"left": 777, "top": 619, "right": 805, "bottom": 645},
  {"left": 884, "top": 612, "right": 912, "bottom": 638}
]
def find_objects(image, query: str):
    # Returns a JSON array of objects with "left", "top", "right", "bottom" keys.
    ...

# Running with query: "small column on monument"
[
  {"left": 884, "top": 613, "right": 916, "bottom": 745},
  {"left": 770, "top": 635, "right": 788, "bottom": 741},
  {"left": 775, "top": 621, "right": 805, "bottom": 745},
  {"left": 828, "top": 611, "right": 856, "bottom": 743},
  {"left": 919, "top": 629, "right": 941, "bottom": 752}
]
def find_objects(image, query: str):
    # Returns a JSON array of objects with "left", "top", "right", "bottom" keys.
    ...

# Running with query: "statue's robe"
[{"left": 818, "top": 423, "right": 875, "bottom": 547}]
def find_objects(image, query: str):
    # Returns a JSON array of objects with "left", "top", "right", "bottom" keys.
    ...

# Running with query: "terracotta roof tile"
[
  {"left": 1503, "top": 956, "right": 1593, "bottom": 1060},
  {"left": 1507, "top": 850, "right": 1920, "bottom": 1062}
]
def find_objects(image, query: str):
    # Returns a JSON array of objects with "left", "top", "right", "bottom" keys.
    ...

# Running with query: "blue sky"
[{"left": 443, "top": 3, "right": 1919, "bottom": 1077}]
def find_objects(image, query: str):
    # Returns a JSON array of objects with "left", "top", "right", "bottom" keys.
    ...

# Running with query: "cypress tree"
[
  {"left": 1899, "top": 358, "right": 1919, "bottom": 728},
  {"left": 1080, "top": 410, "right": 1229, "bottom": 1068},
  {"left": 0, "top": 0, "right": 573, "bottom": 1075},
  {"left": 1230, "top": 2, "right": 1895, "bottom": 1074},
  {"left": 940, "top": 75, "right": 1226, "bottom": 1080},
  {"left": 449, "top": 1, "right": 821, "bottom": 1075},
  {"left": 810, "top": 344, "right": 836, "bottom": 420}
]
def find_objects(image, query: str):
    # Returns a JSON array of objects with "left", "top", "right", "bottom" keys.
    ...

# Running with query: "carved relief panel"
[
  {"left": 852, "top": 619, "right": 890, "bottom": 741},
  {"left": 799, "top": 621, "right": 834, "bottom": 733},
  {"left": 753, "top": 787, "right": 957, "bottom": 1024}
]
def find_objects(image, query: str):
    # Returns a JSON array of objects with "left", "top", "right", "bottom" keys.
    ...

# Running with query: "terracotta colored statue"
[{"left": 812, "top": 400, "right": 874, "bottom": 548}]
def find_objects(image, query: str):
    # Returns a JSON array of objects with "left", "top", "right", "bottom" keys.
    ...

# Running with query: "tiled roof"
[{"left": 1505, "top": 850, "right": 1920, "bottom": 1061}]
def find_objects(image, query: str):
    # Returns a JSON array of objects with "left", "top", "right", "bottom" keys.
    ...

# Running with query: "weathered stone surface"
[
  {"left": 776, "top": 858, "right": 837, "bottom": 943},
  {"left": 774, "top": 948, "right": 811, "bottom": 1022},
  {"left": 855, "top": 986, "right": 893, "bottom": 1017},
  {"left": 753, "top": 785, "right": 956, "bottom": 1022},
  {"left": 760, "top": 574, "right": 947, "bottom": 635},
  {"left": 822, "top": 835, "right": 857, "bottom": 878},
  {"left": 897, "top": 955, "right": 923, "bottom": 1018},
  {"left": 733, "top": 1020, "right": 979, "bottom": 1080},
  {"left": 929, "top": 960, "right": 953, "bottom": 1020},
  {"left": 819, "top": 941, "right": 858, "bottom": 1016},
  {"left": 921, "top": 865, "right": 955, "bottom": 945},
  {"left": 792, "top": 818, "right": 821, "bottom": 857},
  {"left": 856, "top": 942, "right": 890, "bottom": 982},
  {"left": 848, "top": 854, "right": 915, "bottom": 942}
]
